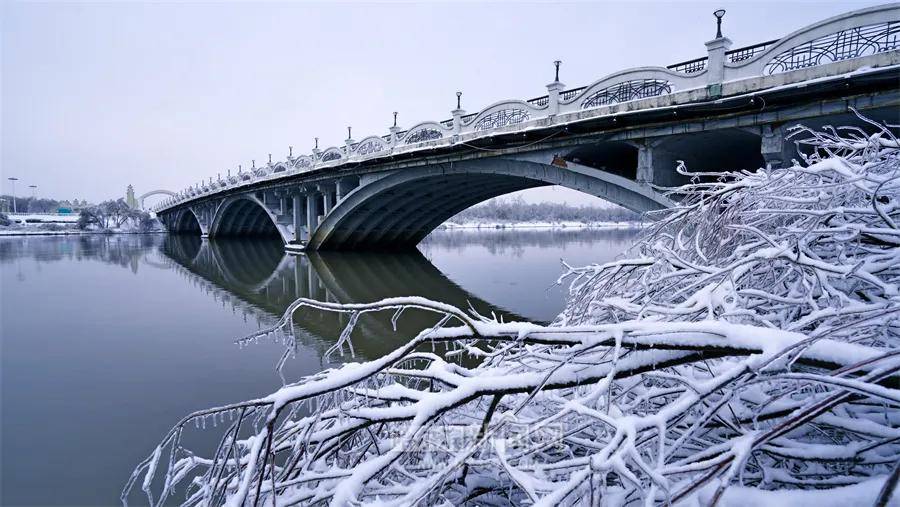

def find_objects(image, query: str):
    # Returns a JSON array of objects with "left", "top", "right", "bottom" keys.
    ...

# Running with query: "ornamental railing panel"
[
  {"left": 559, "top": 87, "right": 586, "bottom": 102},
  {"left": 405, "top": 128, "right": 443, "bottom": 144},
  {"left": 666, "top": 57, "right": 707, "bottom": 74},
  {"left": 581, "top": 79, "right": 673, "bottom": 109},
  {"left": 355, "top": 138, "right": 386, "bottom": 156},
  {"left": 321, "top": 150, "right": 342, "bottom": 162},
  {"left": 726, "top": 40, "right": 779, "bottom": 63},
  {"left": 764, "top": 21, "right": 900, "bottom": 74},
  {"left": 472, "top": 109, "right": 530, "bottom": 131},
  {"left": 527, "top": 95, "right": 549, "bottom": 107}
]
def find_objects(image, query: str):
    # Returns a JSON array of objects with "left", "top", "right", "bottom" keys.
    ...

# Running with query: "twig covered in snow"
[{"left": 124, "top": 114, "right": 899, "bottom": 506}]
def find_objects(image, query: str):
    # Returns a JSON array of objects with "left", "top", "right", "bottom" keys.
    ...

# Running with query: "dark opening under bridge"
[{"left": 154, "top": 5, "right": 900, "bottom": 252}]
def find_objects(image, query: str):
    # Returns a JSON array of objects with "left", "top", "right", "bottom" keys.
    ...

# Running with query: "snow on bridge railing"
[{"left": 153, "top": 4, "right": 900, "bottom": 214}]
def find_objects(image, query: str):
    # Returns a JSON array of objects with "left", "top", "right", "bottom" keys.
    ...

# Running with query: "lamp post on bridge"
[
  {"left": 452, "top": 92, "right": 465, "bottom": 134},
  {"left": 714, "top": 9, "right": 726, "bottom": 38},
  {"left": 547, "top": 61, "right": 565, "bottom": 116},
  {"left": 390, "top": 112, "right": 402, "bottom": 141},
  {"left": 7, "top": 177, "right": 18, "bottom": 213}
]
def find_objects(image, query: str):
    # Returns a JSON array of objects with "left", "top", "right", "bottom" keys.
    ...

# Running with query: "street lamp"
[
  {"left": 7, "top": 177, "right": 18, "bottom": 213},
  {"left": 714, "top": 9, "right": 726, "bottom": 38},
  {"left": 29, "top": 185, "right": 37, "bottom": 199}
]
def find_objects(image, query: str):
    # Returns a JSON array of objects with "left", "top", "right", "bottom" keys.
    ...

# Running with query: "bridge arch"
[
  {"left": 208, "top": 195, "right": 290, "bottom": 242},
  {"left": 308, "top": 157, "right": 672, "bottom": 251},
  {"left": 171, "top": 208, "right": 203, "bottom": 235},
  {"left": 139, "top": 190, "right": 176, "bottom": 210}
]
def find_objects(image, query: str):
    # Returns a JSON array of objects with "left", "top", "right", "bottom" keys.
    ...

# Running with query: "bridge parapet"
[{"left": 154, "top": 4, "right": 900, "bottom": 216}]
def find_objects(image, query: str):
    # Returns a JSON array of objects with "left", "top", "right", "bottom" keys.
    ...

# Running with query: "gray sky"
[{"left": 1, "top": 0, "right": 883, "bottom": 207}]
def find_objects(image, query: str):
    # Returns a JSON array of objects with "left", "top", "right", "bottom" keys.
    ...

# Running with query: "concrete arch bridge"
[{"left": 155, "top": 5, "right": 900, "bottom": 252}]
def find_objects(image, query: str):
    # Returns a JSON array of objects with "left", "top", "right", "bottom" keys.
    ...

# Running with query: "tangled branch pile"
[{"left": 125, "top": 116, "right": 900, "bottom": 506}]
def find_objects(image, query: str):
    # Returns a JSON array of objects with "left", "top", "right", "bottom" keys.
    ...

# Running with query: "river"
[{"left": 0, "top": 228, "right": 637, "bottom": 505}]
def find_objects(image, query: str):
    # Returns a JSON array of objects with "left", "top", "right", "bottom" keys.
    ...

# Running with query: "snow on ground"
[
  {"left": 0, "top": 229, "right": 87, "bottom": 236},
  {"left": 7, "top": 213, "right": 79, "bottom": 223}
]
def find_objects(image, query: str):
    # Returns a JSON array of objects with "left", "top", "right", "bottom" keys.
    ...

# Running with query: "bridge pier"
[
  {"left": 292, "top": 193, "right": 304, "bottom": 241},
  {"left": 319, "top": 184, "right": 336, "bottom": 215},
  {"left": 634, "top": 141, "right": 658, "bottom": 185},
  {"left": 285, "top": 192, "right": 307, "bottom": 254},
  {"left": 761, "top": 125, "right": 793, "bottom": 168},
  {"left": 306, "top": 190, "right": 318, "bottom": 242}
]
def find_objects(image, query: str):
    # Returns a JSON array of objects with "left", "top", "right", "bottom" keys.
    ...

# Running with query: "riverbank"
[{"left": 0, "top": 229, "right": 165, "bottom": 237}]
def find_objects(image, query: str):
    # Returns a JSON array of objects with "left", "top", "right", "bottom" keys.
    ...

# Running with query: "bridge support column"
[
  {"left": 335, "top": 177, "right": 359, "bottom": 202},
  {"left": 761, "top": 125, "right": 793, "bottom": 168},
  {"left": 306, "top": 191, "right": 318, "bottom": 241},
  {"left": 636, "top": 141, "right": 655, "bottom": 185},
  {"left": 292, "top": 194, "right": 305, "bottom": 242},
  {"left": 321, "top": 186, "right": 336, "bottom": 216}
]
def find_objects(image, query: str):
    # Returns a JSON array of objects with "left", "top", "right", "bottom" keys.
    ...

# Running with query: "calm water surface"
[{"left": 0, "top": 228, "right": 636, "bottom": 506}]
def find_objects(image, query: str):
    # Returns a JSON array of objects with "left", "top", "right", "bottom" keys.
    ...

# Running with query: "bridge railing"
[{"left": 153, "top": 4, "right": 900, "bottom": 214}]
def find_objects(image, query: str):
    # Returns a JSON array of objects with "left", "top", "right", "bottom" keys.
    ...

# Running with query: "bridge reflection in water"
[{"left": 159, "top": 235, "right": 529, "bottom": 362}]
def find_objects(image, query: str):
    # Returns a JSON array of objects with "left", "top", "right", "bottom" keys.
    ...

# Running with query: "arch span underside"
[
  {"left": 172, "top": 209, "right": 202, "bottom": 235},
  {"left": 210, "top": 198, "right": 281, "bottom": 239},
  {"left": 310, "top": 158, "right": 671, "bottom": 251}
]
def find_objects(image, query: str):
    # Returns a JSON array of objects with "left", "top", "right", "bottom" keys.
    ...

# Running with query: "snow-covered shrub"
[
  {"left": 124, "top": 115, "right": 899, "bottom": 506},
  {"left": 0, "top": 212, "right": 9, "bottom": 227}
]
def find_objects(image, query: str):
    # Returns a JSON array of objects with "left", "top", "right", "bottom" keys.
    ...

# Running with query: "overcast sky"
[{"left": 1, "top": 0, "right": 884, "bottom": 207}]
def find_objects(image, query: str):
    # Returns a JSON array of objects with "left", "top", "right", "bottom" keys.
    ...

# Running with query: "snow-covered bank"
[
  {"left": 441, "top": 220, "right": 643, "bottom": 230},
  {"left": 0, "top": 228, "right": 89, "bottom": 236},
  {"left": 7, "top": 213, "right": 80, "bottom": 224}
]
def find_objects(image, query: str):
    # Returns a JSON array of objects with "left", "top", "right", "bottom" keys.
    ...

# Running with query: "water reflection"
[
  {"left": 423, "top": 226, "right": 639, "bottom": 256},
  {"left": 159, "top": 235, "right": 529, "bottom": 362},
  {"left": 0, "top": 234, "right": 161, "bottom": 273}
]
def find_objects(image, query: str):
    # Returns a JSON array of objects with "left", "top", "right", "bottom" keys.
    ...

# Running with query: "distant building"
[{"left": 126, "top": 185, "right": 138, "bottom": 209}]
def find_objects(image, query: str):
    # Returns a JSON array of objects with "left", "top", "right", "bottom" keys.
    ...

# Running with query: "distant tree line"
[
  {"left": 450, "top": 196, "right": 641, "bottom": 223},
  {"left": 0, "top": 195, "right": 160, "bottom": 232},
  {"left": 77, "top": 199, "right": 157, "bottom": 231}
]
